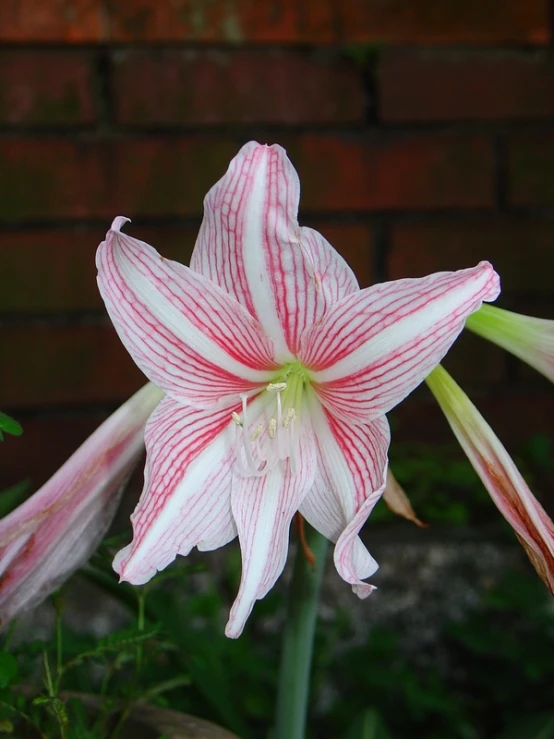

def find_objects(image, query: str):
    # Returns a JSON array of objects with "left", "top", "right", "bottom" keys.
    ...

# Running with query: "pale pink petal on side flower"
[
  {"left": 97, "top": 218, "right": 276, "bottom": 409},
  {"left": 427, "top": 365, "right": 554, "bottom": 594},
  {"left": 225, "top": 425, "right": 317, "bottom": 638},
  {"left": 299, "top": 393, "right": 390, "bottom": 597},
  {"left": 301, "top": 262, "right": 500, "bottom": 423},
  {"left": 115, "top": 397, "right": 240, "bottom": 585},
  {"left": 190, "top": 142, "right": 357, "bottom": 358},
  {"left": 466, "top": 304, "right": 554, "bottom": 383},
  {"left": 0, "top": 383, "right": 163, "bottom": 625}
]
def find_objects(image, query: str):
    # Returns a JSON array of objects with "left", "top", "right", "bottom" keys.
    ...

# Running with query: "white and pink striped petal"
[
  {"left": 225, "top": 423, "right": 317, "bottom": 638},
  {"left": 190, "top": 142, "right": 357, "bottom": 358},
  {"left": 301, "top": 262, "right": 500, "bottom": 423},
  {"left": 114, "top": 397, "right": 240, "bottom": 585},
  {"left": 300, "top": 394, "right": 390, "bottom": 597},
  {"left": 97, "top": 218, "right": 277, "bottom": 410},
  {"left": 0, "top": 383, "right": 163, "bottom": 625},
  {"left": 426, "top": 365, "right": 554, "bottom": 594}
]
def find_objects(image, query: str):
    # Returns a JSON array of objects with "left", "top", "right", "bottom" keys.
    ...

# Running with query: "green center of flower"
[{"left": 232, "top": 363, "right": 310, "bottom": 476}]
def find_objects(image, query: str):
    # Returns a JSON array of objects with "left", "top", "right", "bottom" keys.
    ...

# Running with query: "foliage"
[
  {"left": 0, "top": 412, "right": 22, "bottom": 442},
  {"left": 1, "top": 435, "right": 553, "bottom": 737}
]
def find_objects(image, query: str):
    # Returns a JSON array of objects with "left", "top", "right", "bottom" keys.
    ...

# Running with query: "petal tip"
[
  {"left": 477, "top": 260, "right": 501, "bottom": 302},
  {"left": 224, "top": 616, "right": 244, "bottom": 639},
  {"left": 352, "top": 583, "right": 377, "bottom": 599},
  {"left": 110, "top": 216, "right": 131, "bottom": 234}
]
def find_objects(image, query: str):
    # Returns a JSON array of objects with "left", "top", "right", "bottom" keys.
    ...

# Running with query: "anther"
[
  {"left": 251, "top": 424, "right": 263, "bottom": 441},
  {"left": 267, "top": 382, "right": 287, "bottom": 392},
  {"left": 283, "top": 408, "right": 296, "bottom": 428},
  {"left": 268, "top": 418, "right": 277, "bottom": 439},
  {"left": 231, "top": 411, "right": 243, "bottom": 427}
]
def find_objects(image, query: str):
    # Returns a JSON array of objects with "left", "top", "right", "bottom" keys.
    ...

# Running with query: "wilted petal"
[
  {"left": 0, "top": 383, "right": 163, "bottom": 625},
  {"left": 115, "top": 397, "right": 239, "bottom": 585},
  {"left": 426, "top": 364, "right": 554, "bottom": 594},
  {"left": 301, "top": 262, "right": 500, "bottom": 423},
  {"left": 466, "top": 304, "right": 554, "bottom": 383},
  {"left": 299, "top": 394, "right": 390, "bottom": 597},
  {"left": 383, "top": 469, "right": 427, "bottom": 528},
  {"left": 97, "top": 218, "right": 276, "bottom": 409},
  {"left": 225, "top": 426, "right": 317, "bottom": 638},
  {"left": 190, "top": 142, "right": 357, "bottom": 358}
]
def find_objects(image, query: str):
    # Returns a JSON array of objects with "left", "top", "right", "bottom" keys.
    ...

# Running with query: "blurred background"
[{"left": 1, "top": 2, "right": 554, "bottom": 737}]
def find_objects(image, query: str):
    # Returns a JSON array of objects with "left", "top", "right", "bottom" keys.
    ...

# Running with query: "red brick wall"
[{"left": 1, "top": 0, "right": 554, "bottom": 488}]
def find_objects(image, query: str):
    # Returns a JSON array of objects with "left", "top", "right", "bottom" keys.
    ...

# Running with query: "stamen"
[
  {"left": 251, "top": 424, "right": 263, "bottom": 441},
  {"left": 231, "top": 411, "right": 243, "bottom": 427},
  {"left": 268, "top": 418, "right": 277, "bottom": 439},
  {"left": 239, "top": 394, "right": 266, "bottom": 476},
  {"left": 267, "top": 382, "right": 287, "bottom": 392},
  {"left": 283, "top": 408, "right": 296, "bottom": 428}
]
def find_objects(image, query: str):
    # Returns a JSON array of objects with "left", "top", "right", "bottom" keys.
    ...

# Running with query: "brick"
[
  {"left": 0, "top": 138, "right": 237, "bottom": 223},
  {"left": 380, "top": 50, "right": 554, "bottom": 122},
  {"left": 0, "top": 51, "right": 96, "bottom": 126},
  {"left": 508, "top": 133, "right": 554, "bottom": 206},
  {"left": 0, "top": 324, "right": 144, "bottom": 408},
  {"left": 113, "top": 49, "right": 365, "bottom": 126},
  {"left": 0, "top": 135, "right": 494, "bottom": 223},
  {"left": 0, "top": 224, "right": 200, "bottom": 313},
  {"left": 339, "top": 0, "right": 549, "bottom": 44},
  {"left": 294, "top": 134, "right": 495, "bottom": 212},
  {"left": 0, "top": 0, "right": 105, "bottom": 42},
  {"left": 0, "top": 0, "right": 548, "bottom": 44},
  {"left": 388, "top": 220, "right": 554, "bottom": 293},
  {"left": 109, "top": 0, "right": 335, "bottom": 43},
  {"left": 0, "top": 139, "right": 105, "bottom": 222}
]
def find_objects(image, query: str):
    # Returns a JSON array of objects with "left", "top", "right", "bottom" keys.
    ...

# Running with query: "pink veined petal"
[
  {"left": 97, "top": 218, "right": 276, "bottom": 410},
  {"left": 427, "top": 365, "right": 554, "bottom": 594},
  {"left": 299, "top": 392, "right": 390, "bottom": 598},
  {"left": 301, "top": 262, "right": 500, "bottom": 423},
  {"left": 0, "top": 383, "right": 163, "bottom": 625},
  {"left": 115, "top": 397, "right": 240, "bottom": 585},
  {"left": 190, "top": 142, "right": 357, "bottom": 358},
  {"left": 299, "top": 226, "right": 359, "bottom": 303},
  {"left": 225, "top": 424, "right": 317, "bottom": 638}
]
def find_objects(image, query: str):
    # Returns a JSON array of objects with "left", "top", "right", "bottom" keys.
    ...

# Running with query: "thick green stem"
[{"left": 275, "top": 524, "right": 328, "bottom": 739}]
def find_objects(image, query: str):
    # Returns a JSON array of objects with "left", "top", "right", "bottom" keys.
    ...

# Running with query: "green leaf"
[
  {"left": 343, "top": 708, "right": 395, "bottom": 739},
  {"left": 0, "top": 413, "right": 22, "bottom": 440},
  {"left": 0, "top": 654, "right": 18, "bottom": 689}
]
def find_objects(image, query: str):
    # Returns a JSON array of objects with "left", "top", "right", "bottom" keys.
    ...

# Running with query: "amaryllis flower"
[
  {"left": 426, "top": 365, "right": 554, "bottom": 593},
  {"left": 96, "top": 141, "right": 500, "bottom": 637},
  {"left": 466, "top": 304, "right": 554, "bottom": 383},
  {"left": 0, "top": 383, "right": 163, "bottom": 625}
]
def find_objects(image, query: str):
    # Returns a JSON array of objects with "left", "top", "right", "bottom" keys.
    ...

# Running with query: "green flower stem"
[{"left": 275, "top": 523, "right": 328, "bottom": 739}]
